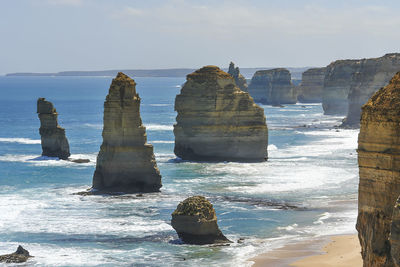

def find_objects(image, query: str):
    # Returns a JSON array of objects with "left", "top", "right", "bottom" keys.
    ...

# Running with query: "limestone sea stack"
[
  {"left": 297, "top": 67, "right": 327, "bottom": 103},
  {"left": 247, "top": 68, "right": 296, "bottom": 105},
  {"left": 37, "top": 98, "right": 70, "bottom": 159},
  {"left": 174, "top": 66, "right": 268, "bottom": 162},
  {"left": 356, "top": 72, "right": 400, "bottom": 266},
  {"left": 171, "top": 196, "right": 231, "bottom": 245},
  {"left": 92, "top": 72, "right": 162, "bottom": 193},
  {"left": 322, "top": 59, "right": 361, "bottom": 115},
  {"left": 0, "top": 246, "right": 32, "bottom": 263},
  {"left": 343, "top": 53, "right": 400, "bottom": 127},
  {"left": 228, "top": 62, "right": 248, "bottom": 92}
]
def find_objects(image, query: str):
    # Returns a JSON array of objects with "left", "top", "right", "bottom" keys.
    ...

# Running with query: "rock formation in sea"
[
  {"left": 356, "top": 72, "right": 400, "bottom": 266},
  {"left": 391, "top": 197, "right": 400, "bottom": 267},
  {"left": 0, "top": 246, "right": 32, "bottom": 263},
  {"left": 171, "top": 196, "right": 231, "bottom": 245},
  {"left": 342, "top": 53, "right": 400, "bottom": 127},
  {"left": 297, "top": 67, "right": 327, "bottom": 103},
  {"left": 92, "top": 72, "right": 162, "bottom": 193},
  {"left": 247, "top": 68, "right": 296, "bottom": 105},
  {"left": 322, "top": 59, "right": 361, "bottom": 115},
  {"left": 174, "top": 65, "right": 268, "bottom": 162},
  {"left": 37, "top": 97, "right": 70, "bottom": 159},
  {"left": 228, "top": 62, "right": 248, "bottom": 92}
]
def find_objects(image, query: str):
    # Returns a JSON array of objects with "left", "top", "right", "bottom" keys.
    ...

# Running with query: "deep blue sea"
[{"left": 0, "top": 76, "right": 359, "bottom": 266}]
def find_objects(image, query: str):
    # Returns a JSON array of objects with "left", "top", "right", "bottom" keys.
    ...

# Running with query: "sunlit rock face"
[
  {"left": 248, "top": 68, "right": 296, "bottom": 105},
  {"left": 343, "top": 53, "right": 400, "bottom": 127},
  {"left": 37, "top": 98, "right": 70, "bottom": 160},
  {"left": 228, "top": 62, "right": 248, "bottom": 92},
  {"left": 356, "top": 72, "right": 400, "bottom": 267},
  {"left": 92, "top": 72, "right": 162, "bottom": 193},
  {"left": 297, "top": 67, "right": 327, "bottom": 103},
  {"left": 174, "top": 65, "right": 268, "bottom": 162}
]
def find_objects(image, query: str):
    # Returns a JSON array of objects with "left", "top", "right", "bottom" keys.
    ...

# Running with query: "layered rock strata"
[
  {"left": 92, "top": 72, "right": 162, "bottom": 193},
  {"left": 343, "top": 53, "right": 400, "bottom": 127},
  {"left": 228, "top": 62, "right": 248, "bottom": 92},
  {"left": 297, "top": 67, "right": 327, "bottom": 103},
  {"left": 0, "top": 246, "right": 32, "bottom": 263},
  {"left": 248, "top": 68, "right": 296, "bottom": 105},
  {"left": 391, "top": 197, "right": 400, "bottom": 267},
  {"left": 171, "top": 196, "right": 231, "bottom": 245},
  {"left": 37, "top": 98, "right": 70, "bottom": 159},
  {"left": 174, "top": 65, "right": 268, "bottom": 162},
  {"left": 322, "top": 59, "right": 361, "bottom": 115},
  {"left": 356, "top": 72, "right": 400, "bottom": 266}
]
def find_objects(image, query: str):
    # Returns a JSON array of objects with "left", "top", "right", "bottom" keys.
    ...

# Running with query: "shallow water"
[{"left": 0, "top": 76, "right": 359, "bottom": 266}]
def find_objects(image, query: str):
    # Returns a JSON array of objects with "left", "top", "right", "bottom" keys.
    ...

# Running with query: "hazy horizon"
[{"left": 1, "top": 0, "right": 399, "bottom": 74}]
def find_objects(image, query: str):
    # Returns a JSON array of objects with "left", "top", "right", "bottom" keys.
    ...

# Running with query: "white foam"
[
  {"left": 146, "top": 124, "right": 173, "bottom": 131},
  {"left": 0, "top": 137, "right": 41, "bottom": 144},
  {"left": 152, "top": 140, "right": 174, "bottom": 144},
  {"left": 83, "top": 123, "right": 102, "bottom": 129},
  {"left": 148, "top": 104, "right": 171, "bottom": 107},
  {"left": 0, "top": 153, "right": 97, "bottom": 166}
]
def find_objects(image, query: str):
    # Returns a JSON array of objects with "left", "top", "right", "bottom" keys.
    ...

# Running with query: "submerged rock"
[
  {"left": 297, "top": 67, "right": 327, "bottom": 103},
  {"left": 248, "top": 68, "right": 296, "bottom": 105},
  {"left": 228, "top": 62, "right": 248, "bottom": 92},
  {"left": 343, "top": 53, "right": 400, "bottom": 127},
  {"left": 174, "top": 65, "right": 268, "bottom": 162},
  {"left": 0, "top": 245, "right": 32, "bottom": 263},
  {"left": 356, "top": 72, "right": 400, "bottom": 266},
  {"left": 171, "top": 196, "right": 231, "bottom": 245},
  {"left": 37, "top": 98, "right": 70, "bottom": 159},
  {"left": 92, "top": 72, "right": 162, "bottom": 193}
]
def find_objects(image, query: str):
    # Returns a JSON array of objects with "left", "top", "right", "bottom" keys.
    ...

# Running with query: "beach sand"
[{"left": 250, "top": 235, "right": 362, "bottom": 267}]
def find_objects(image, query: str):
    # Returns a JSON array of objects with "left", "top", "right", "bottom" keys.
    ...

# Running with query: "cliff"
[
  {"left": 343, "top": 53, "right": 400, "bottom": 127},
  {"left": 37, "top": 98, "right": 70, "bottom": 159},
  {"left": 247, "top": 68, "right": 296, "bottom": 105},
  {"left": 322, "top": 59, "right": 362, "bottom": 115},
  {"left": 228, "top": 62, "right": 248, "bottom": 92},
  {"left": 92, "top": 72, "right": 162, "bottom": 193},
  {"left": 297, "top": 67, "right": 327, "bottom": 103},
  {"left": 356, "top": 72, "right": 400, "bottom": 266},
  {"left": 174, "top": 66, "right": 268, "bottom": 162}
]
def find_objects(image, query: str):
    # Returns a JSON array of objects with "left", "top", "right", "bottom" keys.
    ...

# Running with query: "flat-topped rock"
[
  {"left": 248, "top": 68, "right": 296, "bottom": 105},
  {"left": 92, "top": 72, "right": 162, "bottom": 193},
  {"left": 171, "top": 196, "right": 231, "bottom": 245},
  {"left": 228, "top": 62, "right": 248, "bottom": 92},
  {"left": 37, "top": 98, "right": 70, "bottom": 159},
  {"left": 297, "top": 67, "right": 327, "bottom": 103},
  {"left": 174, "top": 65, "right": 268, "bottom": 162}
]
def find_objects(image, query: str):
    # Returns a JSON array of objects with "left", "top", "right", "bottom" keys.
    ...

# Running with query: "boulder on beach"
[
  {"left": 0, "top": 245, "right": 32, "bottom": 263},
  {"left": 92, "top": 72, "right": 162, "bottom": 193},
  {"left": 171, "top": 196, "right": 231, "bottom": 245}
]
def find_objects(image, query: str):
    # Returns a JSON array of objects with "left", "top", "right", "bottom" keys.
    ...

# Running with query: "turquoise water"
[{"left": 0, "top": 76, "right": 359, "bottom": 266}]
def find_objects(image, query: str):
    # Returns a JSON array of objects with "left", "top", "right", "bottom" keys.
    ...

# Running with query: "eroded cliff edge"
[
  {"left": 92, "top": 72, "right": 162, "bottom": 193},
  {"left": 356, "top": 72, "right": 400, "bottom": 266},
  {"left": 174, "top": 65, "right": 268, "bottom": 162}
]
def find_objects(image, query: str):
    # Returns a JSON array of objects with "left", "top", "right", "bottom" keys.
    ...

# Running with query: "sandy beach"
[{"left": 250, "top": 235, "right": 362, "bottom": 267}]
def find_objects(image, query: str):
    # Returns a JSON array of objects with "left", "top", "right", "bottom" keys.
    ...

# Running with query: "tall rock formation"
[
  {"left": 297, "top": 67, "right": 327, "bottom": 103},
  {"left": 247, "top": 68, "right": 296, "bottom": 105},
  {"left": 343, "top": 53, "right": 400, "bottom": 127},
  {"left": 37, "top": 98, "right": 70, "bottom": 159},
  {"left": 322, "top": 59, "right": 361, "bottom": 115},
  {"left": 356, "top": 72, "right": 400, "bottom": 266},
  {"left": 171, "top": 196, "right": 231, "bottom": 245},
  {"left": 228, "top": 62, "right": 248, "bottom": 92},
  {"left": 174, "top": 65, "right": 268, "bottom": 162},
  {"left": 92, "top": 72, "right": 162, "bottom": 193}
]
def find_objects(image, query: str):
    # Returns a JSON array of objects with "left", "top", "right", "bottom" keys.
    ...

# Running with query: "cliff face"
[
  {"left": 92, "top": 72, "right": 162, "bottom": 193},
  {"left": 248, "top": 68, "right": 296, "bottom": 105},
  {"left": 228, "top": 62, "right": 248, "bottom": 92},
  {"left": 322, "top": 59, "right": 362, "bottom": 115},
  {"left": 297, "top": 67, "right": 327, "bottom": 103},
  {"left": 343, "top": 53, "right": 400, "bottom": 127},
  {"left": 356, "top": 72, "right": 400, "bottom": 266},
  {"left": 174, "top": 65, "right": 268, "bottom": 162},
  {"left": 37, "top": 98, "right": 70, "bottom": 160}
]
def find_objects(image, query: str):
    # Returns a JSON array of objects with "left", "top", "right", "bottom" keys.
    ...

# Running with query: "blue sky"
[{"left": 0, "top": 0, "right": 399, "bottom": 74}]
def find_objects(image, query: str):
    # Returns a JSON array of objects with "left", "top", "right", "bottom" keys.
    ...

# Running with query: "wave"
[
  {"left": 152, "top": 140, "right": 174, "bottom": 144},
  {"left": 0, "top": 153, "right": 97, "bottom": 166},
  {"left": 146, "top": 124, "right": 173, "bottom": 131},
  {"left": 83, "top": 123, "right": 102, "bottom": 129},
  {"left": 0, "top": 137, "right": 41, "bottom": 144},
  {"left": 148, "top": 104, "right": 172, "bottom": 107}
]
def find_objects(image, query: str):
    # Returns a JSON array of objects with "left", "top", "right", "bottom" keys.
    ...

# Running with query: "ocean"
[{"left": 0, "top": 76, "right": 359, "bottom": 266}]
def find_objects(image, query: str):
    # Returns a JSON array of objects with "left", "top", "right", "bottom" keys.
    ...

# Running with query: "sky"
[{"left": 0, "top": 0, "right": 400, "bottom": 74}]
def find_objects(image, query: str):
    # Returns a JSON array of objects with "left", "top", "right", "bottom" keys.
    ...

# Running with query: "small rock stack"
[{"left": 228, "top": 62, "right": 248, "bottom": 92}]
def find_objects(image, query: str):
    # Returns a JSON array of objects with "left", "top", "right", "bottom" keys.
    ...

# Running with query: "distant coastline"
[{"left": 4, "top": 67, "right": 312, "bottom": 79}]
